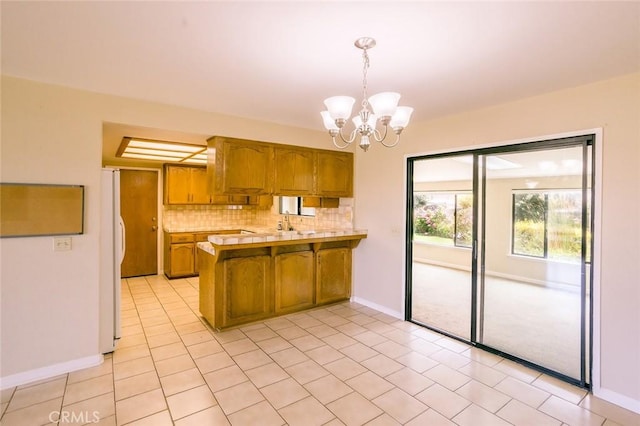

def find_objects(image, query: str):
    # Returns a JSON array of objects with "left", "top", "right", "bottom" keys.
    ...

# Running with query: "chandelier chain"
[{"left": 361, "top": 48, "right": 370, "bottom": 109}]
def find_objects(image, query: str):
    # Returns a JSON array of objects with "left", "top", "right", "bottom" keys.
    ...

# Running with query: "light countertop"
[
  {"left": 206, "top": 228, "right": 367, "bottom": 245},
  {"left": 196, "top": 228, "right": 368, "bottom": 255}
]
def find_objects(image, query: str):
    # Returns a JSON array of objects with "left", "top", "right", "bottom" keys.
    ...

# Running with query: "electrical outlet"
[{"left": 54, "top": 236, "right": 72, "bottom": 251}]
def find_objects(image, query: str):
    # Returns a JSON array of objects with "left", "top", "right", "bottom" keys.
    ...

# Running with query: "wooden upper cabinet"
[
  {"left": 274, "top": 147, "right": 316, "bottom": 196},
  {"left": 208, "top": 136, "right": 274, "bottom": 195},
  {"left": 164, "top": 165, "right": 191, "bottom": 204},
  {"left": 164, "top": 164, "right": 210, "bottom": 205},
  {"left": 164, "top": 163, "right": 254, "bottom": 205},
  {"left": 207, "top": 135, "right": 353, "bottom": 198},
  {"left": 189, "top": 167, "right": 211, "bottom": 204},
  {"left": 316, "top": 151, "right": 354, "bottom": 197}
]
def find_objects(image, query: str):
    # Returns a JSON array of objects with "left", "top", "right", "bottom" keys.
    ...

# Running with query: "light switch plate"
[{"left": 54, "top": 236, "right": 72, "bottom": 251}]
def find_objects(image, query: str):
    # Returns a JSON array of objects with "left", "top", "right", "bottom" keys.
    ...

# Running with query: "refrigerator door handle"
[
  {"left": 119, "top": 216, "right": 126, "bottom": 263},
  {"left": 115, "top": 215, "right": 124, "bottom": 341}
]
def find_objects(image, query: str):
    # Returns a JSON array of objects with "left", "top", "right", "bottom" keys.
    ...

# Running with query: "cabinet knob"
[{"left": 151, "top": 225, "right": 158, "bottom": 231}]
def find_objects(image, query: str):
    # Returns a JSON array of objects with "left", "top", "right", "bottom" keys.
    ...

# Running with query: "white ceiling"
[{"left": 2, "top": 1, "right": 639, "bottom": 163}]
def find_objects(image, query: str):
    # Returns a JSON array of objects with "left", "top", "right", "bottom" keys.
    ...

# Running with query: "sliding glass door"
[
  {"left": 408, "top": 155, "right": 474, "bottom": 340},
  {"left": 478, "top": 143, "right": 591, "bottom": 382},
  {"left": 407, "top": 136, "right": 593, "bottom": 386}
]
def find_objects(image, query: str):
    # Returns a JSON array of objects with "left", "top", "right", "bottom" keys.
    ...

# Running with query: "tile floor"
[{"left": 1, "top": 274, "right": 639, "bottom": 426}]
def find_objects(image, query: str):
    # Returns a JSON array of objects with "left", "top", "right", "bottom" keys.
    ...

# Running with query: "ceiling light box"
[{"left": 117, "top": 137, "right": 207, "bottom": 164}]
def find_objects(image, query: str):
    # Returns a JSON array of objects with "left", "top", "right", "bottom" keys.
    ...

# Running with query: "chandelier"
[{"left": 321, "top": 37, "right": 413, "bottom": 152}]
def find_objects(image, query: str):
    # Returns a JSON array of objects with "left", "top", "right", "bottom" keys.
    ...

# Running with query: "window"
[
  {"left": 279, "top": 196, "right": 315, "bottom": 216},
  {"left": 512, "top": 190, "right": 588, "bottom": 262},
  {"left": 413, "top": 192, "right": 472, "bottom": 248}
]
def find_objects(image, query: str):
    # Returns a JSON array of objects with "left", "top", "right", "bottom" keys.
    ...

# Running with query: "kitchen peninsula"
[{"left": 198, "top": 229, "right": 367, "bottom": 330}]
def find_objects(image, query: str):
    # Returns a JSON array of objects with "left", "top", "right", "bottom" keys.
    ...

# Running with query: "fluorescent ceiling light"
[
  {"left": 182, "top": 158, "right": 207, "bottom": 165},
  {"left": 121, "top": 153, "right": 186, "bottom": 161},
  {"left": 123, "top": 147, "right": 185, "bottom": 158},
  {"left": 117, "top": 137, "right": 207, "bottom": 164}
]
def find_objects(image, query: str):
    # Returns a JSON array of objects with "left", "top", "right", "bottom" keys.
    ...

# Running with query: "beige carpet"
[{"left": 410, "top": 262, "right": 587, "bottom": 380}]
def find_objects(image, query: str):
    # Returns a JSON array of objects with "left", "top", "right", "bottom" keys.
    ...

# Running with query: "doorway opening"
[{"left": 406, "top": 134, "right": 595, "bottom": 388}]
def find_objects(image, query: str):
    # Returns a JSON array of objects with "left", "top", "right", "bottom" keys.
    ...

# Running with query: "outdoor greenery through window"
[
  {"left": 512, "top": 190, "right": 588, "bottom": 263},
  {"left": 413, "top": 192, "right": 472, "bottom": 247}
]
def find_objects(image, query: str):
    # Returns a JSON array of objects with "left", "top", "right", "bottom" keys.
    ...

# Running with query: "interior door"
[{"left": 120, "top": 169, "right": 158, "bottom": 277}]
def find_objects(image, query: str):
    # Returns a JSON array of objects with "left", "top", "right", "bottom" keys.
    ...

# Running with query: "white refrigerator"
[{"left": 100, "top": 168, "right": 125, "bottom": 353}]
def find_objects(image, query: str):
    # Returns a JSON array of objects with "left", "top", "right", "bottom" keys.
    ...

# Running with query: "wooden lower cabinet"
[
  {"left": 164, "top": 232, "right": 196, "bottom": 278},
  {"left": 275, "top": 251, "right": 315, "bottom": 314},
  {"left": 317, "top": 247, "right": 352, "bottom": 304},
  {"left": 199, "top": 238, "right": 363, "bottom": 330},
  {"left": 169, "top": 243, "right": 196, "bottom": 277},
  {"left": 165, "top": 230, "right": 243, "bottom": 278},
  {"left": 223, "top": 255, "right": 273, "bottom": 327}
]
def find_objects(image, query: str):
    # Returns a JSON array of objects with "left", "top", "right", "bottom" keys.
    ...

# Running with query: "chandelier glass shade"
[{"left": 321, "top": 37, "right": 413, "bottom": 152}]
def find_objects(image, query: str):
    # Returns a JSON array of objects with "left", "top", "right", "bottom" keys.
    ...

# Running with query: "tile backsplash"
[{"left": 163, "top": 198, "right": 354, "bottom": 232}]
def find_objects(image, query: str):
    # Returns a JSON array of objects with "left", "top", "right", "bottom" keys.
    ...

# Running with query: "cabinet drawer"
[
  {"left": 195, "top": 233, "right": 210, "bottom": 242},
  {"left": 170, "top": 233, "right": 195, "bottom": 243}
]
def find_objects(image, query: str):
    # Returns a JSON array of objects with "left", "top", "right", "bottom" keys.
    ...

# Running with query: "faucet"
[{"left": 283, "top": 211, "right": 293, "bottom": 231}]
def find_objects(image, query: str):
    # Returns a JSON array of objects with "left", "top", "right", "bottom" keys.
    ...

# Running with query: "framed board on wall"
[{"left": 0, "top": 183, "right": 84, "bottom": 237}]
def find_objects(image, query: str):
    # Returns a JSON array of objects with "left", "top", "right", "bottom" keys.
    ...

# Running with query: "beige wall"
[
  {"left": 0, "top": 76, "right": 332, "bottom": 383},
  {"left": 1, "top": 73, "right": 638, "bottom": 411},
  {"left": 353, "top": 73, "right": 640, "bottom": 409}
]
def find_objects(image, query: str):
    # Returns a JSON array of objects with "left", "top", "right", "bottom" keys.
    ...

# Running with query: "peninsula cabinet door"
[
  {"left": 316, "top": 248, "right": 352, "bottom": 304},
  {"left": 223, "top": 255, "right": 273, "bottom": 327},
  {"left": 275, "top": 251, "right": 315, "bottom": 313}
]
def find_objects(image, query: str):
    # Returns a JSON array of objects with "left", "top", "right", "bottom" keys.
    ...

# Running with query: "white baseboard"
[
  {"left": 351, "top": 297, "right": 403, "bottom": 320},
  {"left": 593, "top": 386, "right": 640, "bottom": 414},
  {"left": 0, "top": 354, "right": 104, "bottom": 390}
]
